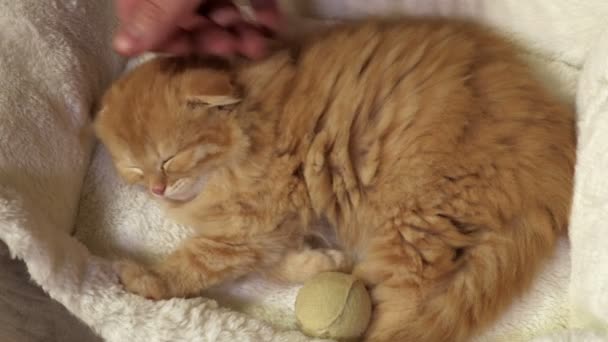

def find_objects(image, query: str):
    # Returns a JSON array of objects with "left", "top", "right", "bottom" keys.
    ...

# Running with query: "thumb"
[{"left": 114, "top": 0, "right": 202, "bottom": 55}]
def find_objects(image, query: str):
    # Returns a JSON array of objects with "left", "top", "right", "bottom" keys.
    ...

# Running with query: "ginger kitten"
[{"left": 94, "top": 18, "right": 576, "bottom": 342}]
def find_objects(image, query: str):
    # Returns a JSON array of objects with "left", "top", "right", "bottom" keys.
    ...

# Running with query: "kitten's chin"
[{"left": 163, "top": 175, "right": 208, "bottom": 203}]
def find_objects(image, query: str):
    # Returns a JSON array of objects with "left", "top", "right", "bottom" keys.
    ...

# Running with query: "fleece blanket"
[{"left": 1, "top": 0, "right": 608, "bottom": 341}]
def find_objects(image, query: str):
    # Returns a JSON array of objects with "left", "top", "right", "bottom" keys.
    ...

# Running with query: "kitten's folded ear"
[
  {"left": 186, "top": 94, "right": 241, "bottom": 107},
  {"left": 184, "top": 69, "right": 242, "bottom": 108}
]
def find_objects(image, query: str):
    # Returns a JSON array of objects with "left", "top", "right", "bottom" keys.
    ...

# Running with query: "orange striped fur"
[{"left": 95, "top": 18, "right": 575, "bottom": 341}]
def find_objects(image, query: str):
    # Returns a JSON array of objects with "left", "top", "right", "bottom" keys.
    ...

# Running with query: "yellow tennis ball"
[{"left": 295, "top": 272, "right": 372, "bottom": 341}]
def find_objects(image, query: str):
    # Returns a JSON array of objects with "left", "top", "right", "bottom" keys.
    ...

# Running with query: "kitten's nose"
[{"left": 151, "top": 184, "right": 166, "bottom": 196}]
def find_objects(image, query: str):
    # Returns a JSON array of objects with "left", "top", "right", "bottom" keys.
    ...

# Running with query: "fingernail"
[{"left": 113, "top": 33, "right": 135, "bottom": 54}]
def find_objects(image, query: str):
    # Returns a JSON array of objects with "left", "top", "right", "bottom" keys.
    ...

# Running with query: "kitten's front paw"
[
  {"left": 117, "top": 261, "right": 168, "bottom": 300},
  {"left": 274, "top": 249, "right": 354, "bottom": 283},
  {"left": 325, "top": 249, "right": 353, "bottom": 273}
]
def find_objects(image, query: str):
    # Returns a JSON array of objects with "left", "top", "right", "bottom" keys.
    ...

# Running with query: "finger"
[
  {"left": 155, "top": 32, "right": 194, "bottom": 56},
  {"left": 250, "top": 0, "right": 282, "bottom": 30},
  {"left": 113, "top": 0, "right": 202, "bottom": 56},
  {"left": 178, "top": 14, "right": 210, "bottom": 31},
  {"left": 192, "top": 26, "right": 238, "bottom": 56},
  {"left": 253, "top": 7, "right": 282, "bottom": 31},
  {"left": 235, "top": 24, "right": 269, "bottom": 59},
  {"left": 114, "top": 0, "right": 139, "bottom": 22},
  {"left": 208, "top": 5, "right": 242, "bottom": 27}
]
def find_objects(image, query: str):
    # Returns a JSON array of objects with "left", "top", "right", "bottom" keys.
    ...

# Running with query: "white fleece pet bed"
[{"left": 2, "top": 0, "right": 608, "bottom": 341}]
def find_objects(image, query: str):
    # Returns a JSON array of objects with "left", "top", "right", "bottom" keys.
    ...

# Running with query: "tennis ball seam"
[{"left": 323, "top": 278, "right": 356, "bottom": 331}]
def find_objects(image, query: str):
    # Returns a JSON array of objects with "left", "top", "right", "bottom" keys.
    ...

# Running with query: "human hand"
[{"left": 113, "top": 0, "right": 282, "bottom": 59}]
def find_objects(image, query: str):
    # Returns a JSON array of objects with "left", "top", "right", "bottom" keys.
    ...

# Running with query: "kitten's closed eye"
[{"left": 162, "top": 144, "right": 220, "bottom": 174}]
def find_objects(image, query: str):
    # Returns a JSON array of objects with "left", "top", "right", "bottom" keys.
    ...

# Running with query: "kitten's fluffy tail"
[{"left": 364, "top": 210, "right": 559, "bottom": 342}]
